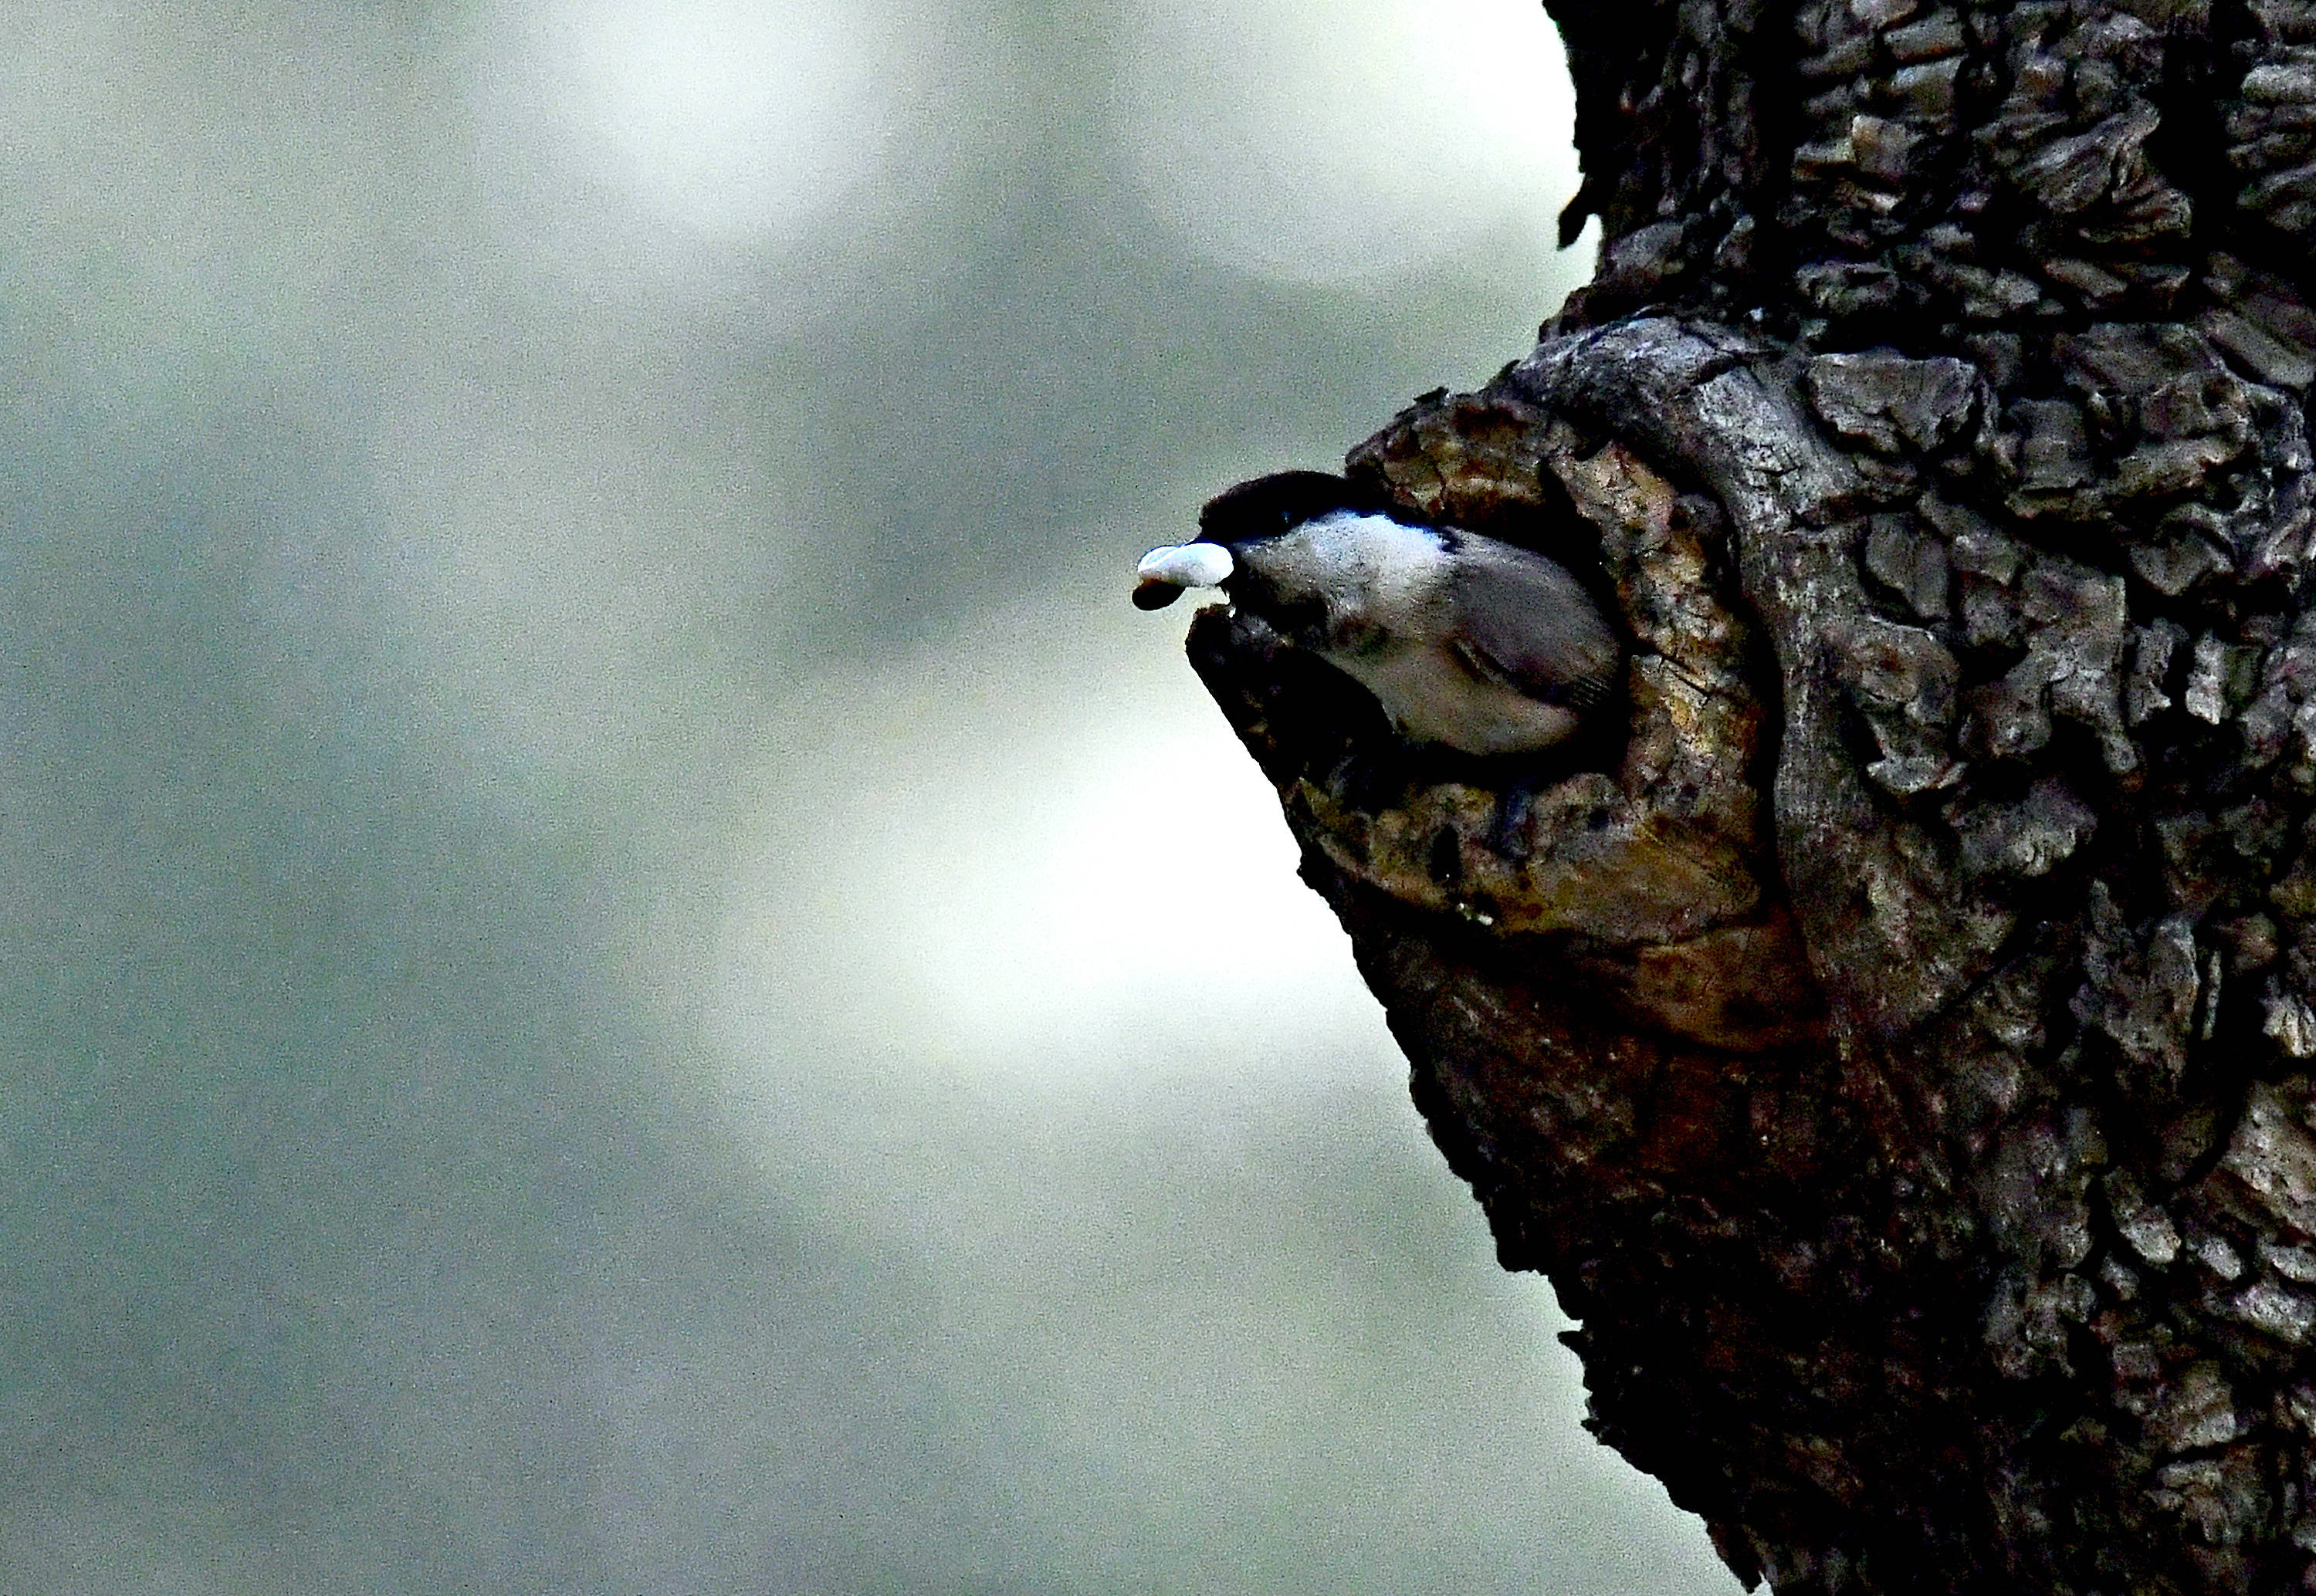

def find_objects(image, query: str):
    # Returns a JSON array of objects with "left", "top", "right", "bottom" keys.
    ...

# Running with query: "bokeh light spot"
[
  {"left": 1114, "top": 0, "right": 1580, "bottom": 284},
  {"left": 495, "top": 0, "right": 919, "bottom": 245}
]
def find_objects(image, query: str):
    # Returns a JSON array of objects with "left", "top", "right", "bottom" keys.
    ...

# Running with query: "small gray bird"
[{"left": 1133, "top": 471, "right": 1620, "bottom": 756}]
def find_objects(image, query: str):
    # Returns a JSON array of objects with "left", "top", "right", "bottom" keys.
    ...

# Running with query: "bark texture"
[{"left": 1180, "top": 0, "right": 2316, "bottom": 1591}]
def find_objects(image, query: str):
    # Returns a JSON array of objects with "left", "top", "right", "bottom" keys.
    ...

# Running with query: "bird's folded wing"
[{"left": 1444, "top": 542, "right": 1620, "bottom": 708}]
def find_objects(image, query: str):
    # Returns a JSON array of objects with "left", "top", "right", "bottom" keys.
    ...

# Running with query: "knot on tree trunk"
[
  {"left": 1193, "top": 352, "right": 1806, "bottom": 1053},
  {"left": 1180, "top": 310, "right": 2316, "bottom": 1593}
]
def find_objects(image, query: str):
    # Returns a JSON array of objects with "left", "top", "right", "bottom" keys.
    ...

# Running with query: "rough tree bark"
[{"left": 1179, "top": 0, "right": 2316, "bottom": 1591}]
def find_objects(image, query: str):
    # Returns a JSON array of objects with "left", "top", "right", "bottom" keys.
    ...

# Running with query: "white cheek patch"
[{"left": 1136, "top": 543, "right": 1236, "bottom": 588}]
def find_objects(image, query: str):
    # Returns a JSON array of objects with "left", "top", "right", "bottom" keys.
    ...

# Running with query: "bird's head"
[{"left": 1131, "top": 471, "right": 1405, "bottom": 619}]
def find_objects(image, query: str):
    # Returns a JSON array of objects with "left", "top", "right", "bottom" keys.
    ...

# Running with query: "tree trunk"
[{"left": 1180, "top": 0, "right": 2316, "bottom": 1591}]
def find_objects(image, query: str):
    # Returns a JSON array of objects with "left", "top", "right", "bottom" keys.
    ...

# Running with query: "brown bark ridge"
[{"left": 1178, "top": 0, "right": 2316, "bottom": 1591}]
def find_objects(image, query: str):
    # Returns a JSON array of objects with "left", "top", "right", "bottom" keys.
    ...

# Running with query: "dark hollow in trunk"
[{"left": 1177, "top": 0, "right": 2316, "bottom": 1590}]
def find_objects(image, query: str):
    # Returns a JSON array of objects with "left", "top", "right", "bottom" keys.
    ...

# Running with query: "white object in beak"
[
  {"left": 1133, "top": 541, "right": 1237, "bottom": 610},
  {"left": 1137, "top": 543, "right": 1235, "bottom": 587}
]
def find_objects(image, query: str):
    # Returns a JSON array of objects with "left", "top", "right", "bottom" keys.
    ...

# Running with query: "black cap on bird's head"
[
  {"left": 1195, "top": 470, "right": 1397, "bottom": 545},
  {"left": 1133, "top": 470, "right": 1405, "bottom": 610}
]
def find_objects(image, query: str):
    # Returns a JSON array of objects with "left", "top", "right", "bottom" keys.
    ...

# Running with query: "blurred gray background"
[{"left": 0, "top": 2, "right": 1735, "bottom": 1591}]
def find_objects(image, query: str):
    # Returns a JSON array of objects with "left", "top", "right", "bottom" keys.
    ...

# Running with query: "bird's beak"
[{"left": 1133, "top": 542, "right": 1234, "bottom": 610}]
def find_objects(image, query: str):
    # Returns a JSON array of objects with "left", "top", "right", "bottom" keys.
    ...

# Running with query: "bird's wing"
[{"left": 1444, "top": 539, "right": 1621, "bottom": 708}]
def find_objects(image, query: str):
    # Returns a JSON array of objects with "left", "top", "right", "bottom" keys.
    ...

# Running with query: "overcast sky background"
[{"left": 0, "top": 2, "right": 1736, "bottom": 1591}]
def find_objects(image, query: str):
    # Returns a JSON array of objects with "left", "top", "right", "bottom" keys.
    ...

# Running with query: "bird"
[{"left": 1133, "top": 470, "right": 1620, "bottom": 757}]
